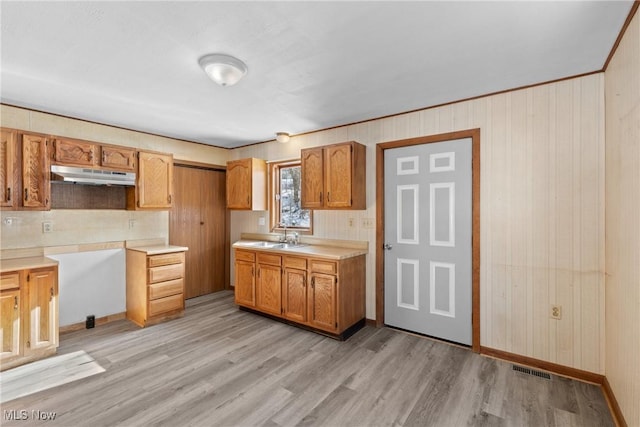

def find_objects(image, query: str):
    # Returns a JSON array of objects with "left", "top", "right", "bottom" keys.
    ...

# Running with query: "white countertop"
[
  {"left": 1, "top": 256, "right": 59, "bottom": 273},
  {"left": 232, "top": 240, "right": 367, "bottom": 260}
]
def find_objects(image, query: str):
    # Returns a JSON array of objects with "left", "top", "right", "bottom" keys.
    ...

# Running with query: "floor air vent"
[{"left": 512, "top": 365, "right": 551, "bottom": 380}]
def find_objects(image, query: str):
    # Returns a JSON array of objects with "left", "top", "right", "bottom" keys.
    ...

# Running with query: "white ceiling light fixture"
[
  {"left": 275, "top": 132, "right": 290, "bottom": 143},
  {"left": 198, "top": 53, "right": 247, "bottom": 87}
]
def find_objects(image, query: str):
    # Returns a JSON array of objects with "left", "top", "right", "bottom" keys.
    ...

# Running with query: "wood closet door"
[{"left": 170, "top": 165, "right": 228, "bottom": 299}]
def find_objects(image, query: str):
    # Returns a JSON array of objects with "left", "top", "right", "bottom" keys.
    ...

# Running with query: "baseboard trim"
[
  {"left": 480, "top": 346, "right": 627, "bottom": 427},
  {"left": 60, "top": 312, "right": 126, "bottom": 334},
  {"left": 365, "top": 318, "right": 376, "bottom": 327},
  {"left": 602, "top": 376, "right": 628, "bottom": 427}
]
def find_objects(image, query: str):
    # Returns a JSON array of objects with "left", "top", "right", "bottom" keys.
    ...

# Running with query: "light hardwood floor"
[{"left": 1, "top": 291, "right": 613, "bottom": 426}]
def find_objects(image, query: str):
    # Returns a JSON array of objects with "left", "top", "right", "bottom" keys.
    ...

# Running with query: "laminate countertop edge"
[
  {"left": 232, "top": 240, "right": 367, "bottom": 260},
  {"left": 0, "top": 256, "right": 59, "bottom": 273},
  {"left": 126, "top": 245, "right": 189, "bottom": 255}
]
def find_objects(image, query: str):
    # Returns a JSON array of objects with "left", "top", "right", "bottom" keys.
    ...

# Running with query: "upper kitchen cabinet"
[
  {"left": 22, "top": 133, "right": 51, "bottom": 210},
  {"left": 226, "top": 158, "right": 266, "bottom": 210},
  {"left": 51, "top": 137, "right": 97, "bottom": 167},
  {"left": 51, "top": 137, "right": 136, "bottom": 171},
  {"left": 1, "top": 129, "right": 18, "bottom": 209},
  {"left": 101, "top": 145, "right": 136, "bottom": 171},
  {"left": 127, "top": 150, "right": 173, "bottom": 210},
  {"left": 301, "top": 141, "right": 366, "bottom": 210}
]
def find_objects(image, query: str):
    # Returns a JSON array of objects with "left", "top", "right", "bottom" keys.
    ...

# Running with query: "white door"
[{"left": 384, "top": 138, "right": 472, "bottom": 345}]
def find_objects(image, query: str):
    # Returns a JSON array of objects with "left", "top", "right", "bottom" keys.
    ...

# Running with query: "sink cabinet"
[
  {"left": 1, "top": 264, "right": 59, "bottom": 371},
  {"left": 234, "top": 247, "right": 365, "bottom": 339}
]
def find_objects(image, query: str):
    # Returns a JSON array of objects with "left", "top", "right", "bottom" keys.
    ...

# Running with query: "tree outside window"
[{"left": 270, "top": 160, "right": 312, "bottom": 232}]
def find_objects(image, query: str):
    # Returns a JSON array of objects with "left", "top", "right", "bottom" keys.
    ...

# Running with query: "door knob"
[{"left": 383, "top": 243, "right": 393, "bottom": 250}]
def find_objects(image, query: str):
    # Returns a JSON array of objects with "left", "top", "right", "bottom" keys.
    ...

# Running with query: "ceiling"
[{"left": 0, "top": 1, "right": 634, "bottom": 149}]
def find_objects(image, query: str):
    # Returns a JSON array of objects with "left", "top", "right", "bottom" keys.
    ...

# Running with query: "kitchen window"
[{"left": 270, "top": 160, "right": 312, "bottom": 233}]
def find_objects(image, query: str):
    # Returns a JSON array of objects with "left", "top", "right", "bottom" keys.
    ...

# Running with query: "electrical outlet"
[
  {"left": 348, "top": 218, "right": 355, "bottom": 228},
  {"left": 258, "top": 217, "right": 266, "bottom": 226},
  {"left": 551, "top": 304, "right": 562, "bottom": 320},
  {"left": 129, "top": 219, "right": 136, "bottom": 229},
  {"left": 3, "top": 217, "right": 14, "bottom": 226},
  {"left": 42, "top": 221, "right": 53, "bottom": 233},
  {"left": 362, "top": 218, "right": 375, "bottom": 229}
]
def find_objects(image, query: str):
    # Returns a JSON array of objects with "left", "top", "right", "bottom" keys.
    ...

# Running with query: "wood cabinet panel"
[
  {"left": 309, "top": 259, "right": 337, "bottom": 275},
  {"left": 52, "top": 138, "right": 97, "bottom": 167},
  {"left": 234, "top": 259, "right": 255, "bottom": 307},
  {"left": 283, "top": 268, "right": 307, "bottom": 323},
  {"left": 226, "top": 158, "right": 266, "bottom": 210},
  {"left": 0, "top": 129, "right": 17, "bottom": 208},
  {"left": 148, "top": 293, "right": 183, "bottom": 316},
  {"left": 301, "top": 141, "right": 366, "bottom": 210},
  {"left": 0, "top": 288, "right": 21, "bottom": 363},
  {"left": 26, "top": 268, "right": 58, "bottom": 352},
  {"left": 0, "top": 266, "right": 59, "bottom": 371},
  {"left": 148, "top": 252, "right": 185, "bottom": 268},
  {"left": 256, "top": 263, "right": 281, "bottom": 315},
  {"left": 301, "top": 148, "right": 324, "bottom": 208},
  {"left": 148, "top": 278, "right": 183, "bottom": 300},
  {"left": 22, "top": 133, "right": 50, "bottom": 209},
  {"left": 131, "top": 151, "right": 173, "bottom": 209},
  {"left": 236, "top": 250, "right": 255, "bottom": 262},
  {"left": 1, "top": 273, "right": 20, "bottom": 291},
  {"left": 148, "top": 263, "right": 184, "bottom": 284},
  {"left": 126, "top": 248, "right": 185, "bottom": 327},
  {"left": 284, "top": 256, "right": 307, "bottom": 270},
  {"left": 101, "top": 146, "right": 136, "bottom": 171},
  {"left": 257, "top": 252, "right": 281, "bottom": 266},
  {"left": 309, "top": 273, "right": 337, "bottom": 332}
]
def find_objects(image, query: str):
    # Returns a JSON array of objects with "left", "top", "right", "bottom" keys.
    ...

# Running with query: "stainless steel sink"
[
  {"left": 246, "top": 241, "right": 280, "bottom": 248},
  {"left": 276, "top": 243, "right": 306, "bottom": 249}
]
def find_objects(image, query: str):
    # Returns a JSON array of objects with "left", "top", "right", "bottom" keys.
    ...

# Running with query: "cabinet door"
[
  {"left": 26, "top": 268, "right": 58, "bottom": 352},
  {"left": 235, "top": 260, "right": 255, "bottom": 307},
  {"left": 53, "top": 138, "right": 96, "bottom": 167},
  {"left": 22, "top": 134, "right": 50, "bottom": 209},
  {"left": 137, "top": 151, "right": 173, "bottom": 209},
  {"left": 308, "top": 273, "right": 337, "bottom": 332},
  {"left": 324, "top": 144, "right": 352, "bottom": 208},
  {"left": 101, "top": 146, "right": 136, "bottom": 171},
  {"left": 283, "top": 268, "right": 307, "bottom": 323},
  {"left": 256, "top": 264, "right": 282, "bottom": 316},
  {"left": 0, "top": 129, "right": 17, "bottom": 208},
  {"left": 226, "top": 158, "right": 252, "bottom": 209},
  {"left": 301, "top": 148, "right": 324, "bottom": 209},
  {"left": 0, "top": 289, "right": 22, "bottom": 363}
]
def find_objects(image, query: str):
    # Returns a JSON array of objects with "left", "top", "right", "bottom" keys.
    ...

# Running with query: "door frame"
[{"left": 376, "top": 128, "right": 481, "bottom": 352}]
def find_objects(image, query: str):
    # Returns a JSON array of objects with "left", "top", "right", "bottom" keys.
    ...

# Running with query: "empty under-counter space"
[{"left": 125, "top": 245, "right": 188, "bottom": 327}]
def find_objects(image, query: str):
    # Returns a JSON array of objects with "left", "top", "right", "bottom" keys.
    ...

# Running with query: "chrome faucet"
[{"left": 279, "top": 222, "right": 288, "bottom": 243}]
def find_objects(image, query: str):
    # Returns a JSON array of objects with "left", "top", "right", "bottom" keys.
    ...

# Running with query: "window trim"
[{"left": 269, "top": 159, "right": 313, "bottom": 234}]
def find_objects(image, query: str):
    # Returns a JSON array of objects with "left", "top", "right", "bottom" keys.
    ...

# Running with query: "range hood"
[{"left": 51, "top": 165, "right": 136, "bottom": 186}]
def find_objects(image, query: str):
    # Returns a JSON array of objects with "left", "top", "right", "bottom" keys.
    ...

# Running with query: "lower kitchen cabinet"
[
  {"left": 233, "top": 248, "right": 365, "bottom": 339},
  {"left": 126, "top": 246, "right": 187, "bottom": 327},
  {"left": 1, "top": 263, "right": 59, "bottom": 372}
]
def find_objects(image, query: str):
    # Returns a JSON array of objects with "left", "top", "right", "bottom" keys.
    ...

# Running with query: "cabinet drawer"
[
  {"left": 148, "top": 293, "right": 183, "bottom": 316},
  {"left": 0, "top": 273, "right": 20, "bottom": 291},
  {"left": 309, "top": 259, "right": 337, "bottom": 275},
  {"left": 235, "top": 250, "right": 255, "bottom": 262},
  {"left": 148, "top": 263, "right": 184, "bottom": 283},
  {"left": 284, "top": 256, "right": 307, "bottom": 270},
  {"left": 257, "top": 253, "right": 281, "bottom": 266},
  {"left": 148, "top": 252, "right": 184, "bottom": 268},
  {"left": 149, "top": 278, "right": 183, "bottom": 300}
]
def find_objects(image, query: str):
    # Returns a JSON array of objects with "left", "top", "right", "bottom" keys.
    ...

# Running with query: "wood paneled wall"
[
  {"left": 231, "top": 73, "right": 606, "bottom": 374},
  {"left": 605, "top": 10, "right": 640, "bottom": 426}
]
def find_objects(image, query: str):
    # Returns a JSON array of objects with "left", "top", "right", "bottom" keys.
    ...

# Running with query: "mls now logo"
[{"left": 4, "top": 410, "right": 28, "bottom": 420}]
